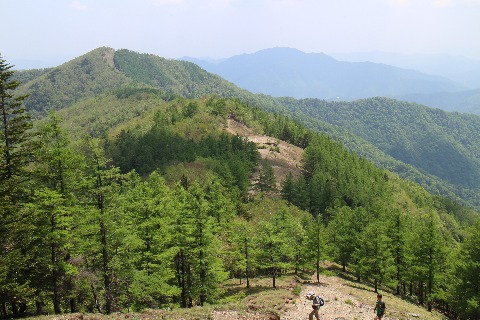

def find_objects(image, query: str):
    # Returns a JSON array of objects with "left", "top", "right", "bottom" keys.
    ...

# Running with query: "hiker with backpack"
[
  {"left": 306, "top": 291, "right": 324, "bottom": 320},
  {"left": 374, "top": 293, "right": 386, "bottom": 319}
]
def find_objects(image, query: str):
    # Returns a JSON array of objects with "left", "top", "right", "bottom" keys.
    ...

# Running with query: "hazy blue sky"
[{"left": 2, "top": 0, "right": 480, "bottom": 68}]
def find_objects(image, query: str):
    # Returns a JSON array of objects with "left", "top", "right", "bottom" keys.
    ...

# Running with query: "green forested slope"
[
  {"left": 15, "top": 47, "right": 480, "bottom": 210},
  {"left": 113, "top": 49, "right": 251, "bottom": 99},
  {"left": 2, "top": 49, "right": 480, "bottom": 319},
  {"left": 15, "top": 47, "right": 255, "bottom": 117},
  {"left": 16, "top": 47, "right": 132, "bottom": 115},
  {"left": 269, "top": 97, "right": 480, "bottom": 209}
]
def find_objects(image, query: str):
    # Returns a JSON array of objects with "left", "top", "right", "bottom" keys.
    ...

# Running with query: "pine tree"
[
  {"left": 280, "top": 172, "right": 295, "bottom": 203},
  {"left": 256, "top": 159, "right": 276, "bottom": 193},
  {"left": 31, "top": 113, "right": 83, "bottom": 314},
  {"left": 303, "top": 213, "right": 324, "bottom": 282},
  {"left": 78, "top": 137, "right": 124, "bottom": 314},
  {"left": 0, "top": 54, "right": 37, "bottom": 317},
  {"left": 352, "top": 213, "right": 392, "bottom": 292},
  {"left": 229, "top": 218, "right": 255, "bottom": 288},
  {"left": 407, "top": 209, "right": 446, "bottom": 309},
  {"left": 387, "top": 209, "right": 408, "bottom": 295},
  {"left": 119, "top": 171, "right": 179, "bottom": 309},
  {"left": 255, "top": 206, "right": 299, "bottom": 288},
  {"left": 450, "top": 220, "right": 480, "bottom": 319}
]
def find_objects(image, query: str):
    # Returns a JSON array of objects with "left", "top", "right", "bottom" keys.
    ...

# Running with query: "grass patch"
[
  {"left": 345, "top": 299, "right": 355, "bottom": 306},
  {"left": 293, "top": 284, "right": 302, "bottom": 296}
]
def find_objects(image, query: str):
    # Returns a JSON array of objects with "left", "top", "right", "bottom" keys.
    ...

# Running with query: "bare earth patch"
[{"left": 224, "top": 119, "right": 303, "bottom": 189}]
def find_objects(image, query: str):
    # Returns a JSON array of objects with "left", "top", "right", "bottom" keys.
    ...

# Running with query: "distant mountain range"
[
  {"left": 182, "top": 47, "right": 480, "bottom": 114},
  {"left": 330, "top": 51, "right": 480, "bottom": 89},
  {"left": 13, "top": 47, "right": 480, "bottom": 210}
]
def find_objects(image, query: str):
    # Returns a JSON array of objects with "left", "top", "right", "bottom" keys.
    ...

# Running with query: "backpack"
[
  {"left": 313, "top": 296, "right": 325, "bottom": 307},
  {"left": 376, "top": 301, "right": 385, "bottom": 315}
]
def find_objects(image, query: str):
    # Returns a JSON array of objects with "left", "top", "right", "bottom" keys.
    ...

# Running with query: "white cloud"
[{"left": 70, "top": 1, "right": 87, "bottom": 11}]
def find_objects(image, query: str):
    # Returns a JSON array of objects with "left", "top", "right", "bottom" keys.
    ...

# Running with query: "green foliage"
[
  {"left": 255, "top": 159, "right": 276, "bottom": 193},
  {"left": 3, "top": 51, "right": 480, "bottom": 320},
  {"left": 448, "top": 220, "right": 480, "bottom": 319},
  {"left": 106, "top": 98, "right": 259, "bottom": 198},
  {"left": 113, "top": 49, "right": 251, "bottom": 100},
  {"left": 0, "top": 54, "right": 39, "bottom": 316},
  {"left": 18, "top": 47, "right": 131, "bottom": 115},
  {"left": 271, "top": 96, "right": 480, "bottom": 210}
]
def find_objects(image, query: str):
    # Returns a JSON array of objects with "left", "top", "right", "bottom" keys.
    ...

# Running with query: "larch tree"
[
  {"left": 32, "top": 113, "right": 84, "bottom": 314},
  {"left": 78, "top": 137, "right": 124, "bottom": 314}
]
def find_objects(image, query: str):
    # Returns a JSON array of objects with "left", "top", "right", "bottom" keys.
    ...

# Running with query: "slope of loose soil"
[{"left": 223, "top": 118, "right": 304, "bottom": 189}]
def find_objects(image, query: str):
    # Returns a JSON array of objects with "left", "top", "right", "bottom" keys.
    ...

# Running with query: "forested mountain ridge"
[
  {"left": 253, "top": 95, "right": 480, "bottom": 210},
  {"left": 398, "top": 88, "right": 480, "bottom": 115},
  {"left": 2, "top": 51, "right": 480, "bottom": 319},
  {"left": 14, "top": 47, "right": 480, "bottom": 210},
  {"left": 15, "top": 47, "right": 254, "bottom": 117}
]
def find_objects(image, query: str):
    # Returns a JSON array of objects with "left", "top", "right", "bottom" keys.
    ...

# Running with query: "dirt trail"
[
  {"left": 211, "top": 272, "right": 388, "bottom": 320},
  {"left": 282, "top": 274, "right": 383, "bottom": 320}
]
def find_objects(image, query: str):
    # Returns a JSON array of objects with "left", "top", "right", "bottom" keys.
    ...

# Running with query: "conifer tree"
[
  {"left": 256, "top": 159, "right": 276, "bottom": 193},
  {"left": 79, "top": 137, "right": 124, "bottom": 314},
  {"left": 353, "top": 214, "right": 392, "bottom": 292},
  {"left": 280, "top": 172, "right": 295, "bottom": 203},
  {"left": 328, "top": 206, "right": 369, "bottom": 272},
  {"left": 387, "top": 208, "right": 408, "bottom": 295},
  {"left": 0, "top": 55, "right": 37, "bottom": 317},
  {"left": 409, "top": 210, "right": 446, "bottom": 310},
  {"left": 119, "top": 171, "right": 179, "bottom": 309},
  {"left": 185, "top": 183, "right": 227, "bottom": 306},
  {"left": 255, "top": 206, "right": 299, "bottom": 288},
  {"left": 31, "top": 113, "right": 82, "bottom": 314},
  {"left": 229, "top": 218, "right": 255, "bottom": 288},
  {"left": 303, "top": 213, "right": 325, "bottom": 282},
  {"left": 449, "top": 220, "right": 480, "bottom": 319}
]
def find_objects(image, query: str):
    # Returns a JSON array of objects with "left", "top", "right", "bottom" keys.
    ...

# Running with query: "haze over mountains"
[
  {"left": 182, "top": 47, "right": 480, "bottom": 114},
  {"left": 331, "top": 51, "right": 480, "bottom": 88}
]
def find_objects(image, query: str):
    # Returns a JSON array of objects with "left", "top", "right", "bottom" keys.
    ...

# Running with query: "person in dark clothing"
[{"left": 374, "top": 293, "right": 386, "bottom": 319}]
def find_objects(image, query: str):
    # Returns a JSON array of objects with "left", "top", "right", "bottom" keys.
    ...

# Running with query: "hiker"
[
  {"left": 306, "top": 291, "right": 324, "bottom": 320},
  {"left": 373, "top": 293, "right": 386, "bottom": 319}
]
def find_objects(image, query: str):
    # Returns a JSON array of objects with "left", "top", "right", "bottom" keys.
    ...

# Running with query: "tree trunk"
[
  {"left": 176, "top": 250, "right": 187, "bottom": 308},
  {"left": 316, "top": 222, "right": 321, "bottom": 283},
  {"left": 51, "top": 213, "right": 61, "bottom": 314},
  {"left": 272, "top": 267, "right": 277, "bottom": 288},
  {"left": 245, "top": 239, "right": 250, "bottom": 289}
]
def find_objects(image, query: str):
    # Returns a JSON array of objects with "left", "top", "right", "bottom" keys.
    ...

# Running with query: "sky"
[{"left": 2, "top": 0, "right": 480, "bottom": 68}]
